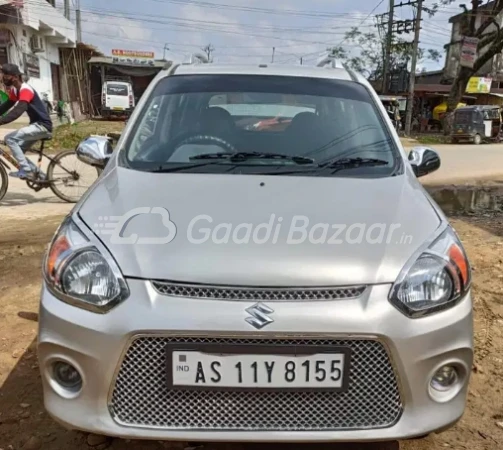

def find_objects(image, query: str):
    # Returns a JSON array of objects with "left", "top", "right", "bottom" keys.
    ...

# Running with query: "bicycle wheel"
[
  {"left": 47, "top": 150, "right": 101, "bottom": 203},
  {"left": 0, "top": 163, "right": 8, "bottom": 203}
]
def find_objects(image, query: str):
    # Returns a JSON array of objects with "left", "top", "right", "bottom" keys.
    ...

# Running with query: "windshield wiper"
[
  {"left": 253, "top": 157, "right": 389, "bottom": 176},
  {"left": 147, "top": 161, "right": 228, "bottom": 173},
  {"left": 318, "top": 157, "right": 389, "bottom": 172},
  {"left": 189, "top": 151, "right": 315, "bottom": 165},
  {"left": 148, "top": 156, "right": 387, "bottom": 175}
]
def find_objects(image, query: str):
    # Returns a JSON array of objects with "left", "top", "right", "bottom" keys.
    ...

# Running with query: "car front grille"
[
  {"left": 109, "top": 336, "right": 403, "bottom": 431},
  {"left": 151, "top": 281, "right": 366, "bottom": 301}
]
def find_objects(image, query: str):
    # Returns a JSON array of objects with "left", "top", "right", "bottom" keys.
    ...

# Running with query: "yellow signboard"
[{"left": 466, "top": 77, "right": 492, "bottom": 94}]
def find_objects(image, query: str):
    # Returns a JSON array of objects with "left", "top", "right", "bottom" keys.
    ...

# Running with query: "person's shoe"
[{"left": 9, "top": 169, "right": 35, "bottom": 180}]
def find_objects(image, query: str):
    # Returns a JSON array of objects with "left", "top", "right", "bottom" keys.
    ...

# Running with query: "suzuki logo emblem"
[{"left": 245, "top": 302, "right": 274, "bottom": 330}]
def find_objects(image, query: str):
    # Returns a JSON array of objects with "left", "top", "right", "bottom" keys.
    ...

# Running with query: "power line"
[
  {"left": 337, "top": 0, "right": 386, "bottom": 45},
  {"left": 81, "top": 5, "right": 374, "bottom": 33},
  {"left": 0, "top": 7, "right": 320, "bottom": 60},
  {"left": 296, "top": 0, "right": 387, "bottom": 62},
  {"left": 12, "top": 0, "right": 377, "bottom": 49},
  {"left": 137, "top": 0, "right": 388, "bottom": 19},
  {"left": 6, "top": 0, "right": 452, "bottom": 66},
  {"left": 20, "top": 0, "right": 379, "bottom": 30}
]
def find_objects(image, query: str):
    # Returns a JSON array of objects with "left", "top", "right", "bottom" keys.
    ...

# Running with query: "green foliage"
[
  {"left": 327, "top": 27, "right": 442, "bottom": 80},
  {"left": 44, "top": 120, "right": 125, "bottom": 154}
]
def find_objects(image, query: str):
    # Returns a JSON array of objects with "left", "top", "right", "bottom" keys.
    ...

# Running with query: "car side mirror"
[
  {"left": 408, "top": 146, "right": 441, "bottom": 177},
  {"left": 75, "top": 135, "right": 113, "bottom": 169}
]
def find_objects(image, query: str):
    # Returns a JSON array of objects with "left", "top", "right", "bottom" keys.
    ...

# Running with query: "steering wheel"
[{"left": 171, "top": 133, "right": 237, "bottom": 154}]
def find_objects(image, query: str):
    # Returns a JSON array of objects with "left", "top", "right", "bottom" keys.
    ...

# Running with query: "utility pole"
[
  {"left": 202, "top": 44, "right": 215, "bottom": 62},
  {"left": 163, "top": 44, "right": 170, "bottom": 61},
  {"left": 382, "top": 0, "right": 395, "bottom": 94},
  {"left": 64, "top": 0, "right": 70, "bottom": 20},
  {"left": 75, "top": 0, "right": 82, "bottom": 43},
  {"left": 404, "top": 0, "right": 423, "bottom": 136},
  {"left": 271, "top": 47, "right": 275, "bottom": 63}
]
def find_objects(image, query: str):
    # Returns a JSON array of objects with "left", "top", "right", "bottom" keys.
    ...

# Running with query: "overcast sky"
[{"left": 58, "top": 0, "right": 464, "bottom": 71}]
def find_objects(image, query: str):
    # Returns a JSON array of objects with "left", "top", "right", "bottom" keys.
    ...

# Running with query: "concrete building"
[
  {"left": 0, "top": 0, "right": 76, "bottom": 101},
  {"left": 444, "top": 2, "right": 503, "bottom": 83}
]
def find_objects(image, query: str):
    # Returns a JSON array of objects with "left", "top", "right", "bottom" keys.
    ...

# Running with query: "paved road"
[{"left": 403, "top": 142, "right": 503, "bottom": 185}]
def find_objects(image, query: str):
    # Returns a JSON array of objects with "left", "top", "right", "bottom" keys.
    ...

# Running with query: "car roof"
[{"left": 169, "top": 63, "right": 358, "bottom": 82}]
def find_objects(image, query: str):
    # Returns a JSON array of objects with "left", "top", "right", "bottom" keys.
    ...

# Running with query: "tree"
[
  {"left": 443, "top": 1, "right": 503, "bottom": 114},
  {"left": 328, "top": 27, "right": 441, "bottom": 82}
]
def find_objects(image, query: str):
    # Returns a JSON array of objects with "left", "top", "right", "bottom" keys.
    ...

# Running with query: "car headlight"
[
  {"left": 389, "top": 225, "right": 471, "bottom": 318},
  {"left": 43, "top": 215, "right": 129, "bottom": 313}
]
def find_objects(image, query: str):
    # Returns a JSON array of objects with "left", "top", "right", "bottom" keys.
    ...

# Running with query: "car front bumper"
[
  {"left": 102, "top": 107, "right": 133, "bottom": 114},
  {"left": 38, "top": 280, "right": 473, "bottom": 442},
  {"left": 452, "top": 132, "right": 475, "bottom": 139}
]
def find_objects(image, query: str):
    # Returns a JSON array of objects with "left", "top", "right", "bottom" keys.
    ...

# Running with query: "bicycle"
[{"left": 0, "top": 138, "right": 101, "bottom": 203}]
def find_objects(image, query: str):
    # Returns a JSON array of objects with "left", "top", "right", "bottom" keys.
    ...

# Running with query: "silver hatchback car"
[{"left": 38, "top": 62, "right": 473, "bottom": 443}]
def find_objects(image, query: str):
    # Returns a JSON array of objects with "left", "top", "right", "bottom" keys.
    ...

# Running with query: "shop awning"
[
  {"left": 88, "top": 56, "right": 169, "bottom": 77},
  {"left": 414, "top": 84, "right": 451, "bottom": 92}
]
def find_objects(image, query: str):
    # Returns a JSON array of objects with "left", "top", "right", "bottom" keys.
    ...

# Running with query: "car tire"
[
  {"left": 474, "top": 134, "right": 482, "bottom": 145},
  {"left": 451, "top": 138, "right": 458, "bottom": 144}
]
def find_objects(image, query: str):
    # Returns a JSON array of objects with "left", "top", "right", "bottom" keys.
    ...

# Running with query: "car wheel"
[
  {"left": 474, "top": 134, "right": 482, "bottom": 145},
  {"left": 451, "top": 138, "right": 458, "bottom": 144}
]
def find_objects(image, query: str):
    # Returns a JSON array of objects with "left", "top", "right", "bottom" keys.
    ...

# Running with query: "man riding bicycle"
[{"left": 0, "top": 63, "right": 53, "bottom": 180}]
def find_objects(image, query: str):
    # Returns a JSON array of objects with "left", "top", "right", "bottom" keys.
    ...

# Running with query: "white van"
[{"left": 101, "top": 80, "right": 135, "bottom": 118}]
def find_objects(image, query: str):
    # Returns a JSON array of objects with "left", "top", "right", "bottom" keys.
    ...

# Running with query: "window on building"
[{"left": 0, "top": 47, "right": 9, "bottom": 66}]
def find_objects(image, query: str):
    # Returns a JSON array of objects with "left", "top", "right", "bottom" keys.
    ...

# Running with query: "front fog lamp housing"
[
  {"left": 44, "top": 215, "right": 129, "bottom": 313},
  {"left": 389, "top": 226, "right": 471, "bottom": 318},
  {"left": 430, "top": 365, "right": 458, "bottom": 392},
  {"left": 53, "top": 361, "right": 83, "bottom": 390}
]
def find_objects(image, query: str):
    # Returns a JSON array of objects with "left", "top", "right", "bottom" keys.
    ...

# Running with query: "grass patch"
[
  {"left": 413, "top": 134, "right": 450, "bottom": 145},
  {"left": 45, "top": 120, "right": 125, "bottom": 153}
]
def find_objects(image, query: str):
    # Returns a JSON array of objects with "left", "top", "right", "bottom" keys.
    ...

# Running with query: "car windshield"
[
  {"left": 107, "top": 84, "right": 128, "bottom": 96},
  {"left": 122, "top": 74, "right": 400, "bottom": 177},
  {"left": 455, "top": 110, "right": 477, "bottom": 123}
]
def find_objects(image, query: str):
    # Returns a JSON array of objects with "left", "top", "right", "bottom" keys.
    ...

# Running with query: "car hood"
[{"left": 77, "top": 167, "right": 441, "bottom": 286}]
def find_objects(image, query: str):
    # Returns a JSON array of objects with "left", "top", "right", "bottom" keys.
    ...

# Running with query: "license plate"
[
  {"left": 166, "top": 344, "right": 350, "bottom": 391},
  {"left": 113, "top": 107, "right": 124, "bottom": 110},
  {"left": 457, "top": 129, "right": 463, "bottom": 133}
]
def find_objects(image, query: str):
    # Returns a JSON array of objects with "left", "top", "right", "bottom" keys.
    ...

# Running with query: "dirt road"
[{"left": 0, "top": 208, "right": 502, "bottom": 449}]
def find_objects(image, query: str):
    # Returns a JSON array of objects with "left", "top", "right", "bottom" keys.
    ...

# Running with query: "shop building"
[
  {"left": 0, "top": 0, "right": 76, "bottom": 101},
  {"left": 88, "top": 53, "right": 169, "bottom": 116}
]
